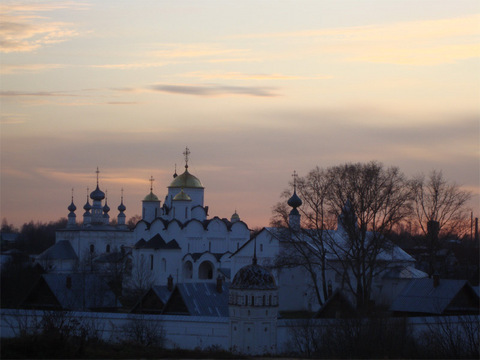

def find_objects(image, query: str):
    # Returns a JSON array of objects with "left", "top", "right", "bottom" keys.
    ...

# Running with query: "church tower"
[
  {"left": 287, "top": 171, "right": 302, "bottom": 231},
  {"left": 166, "top": 147, "right": 205, "bottom": 216},
  {"left": 229, "top": 251, "right": 278, "bottom": 355},
  {"left": 142, "top": 176, "right": 161, "bottom": 223}
]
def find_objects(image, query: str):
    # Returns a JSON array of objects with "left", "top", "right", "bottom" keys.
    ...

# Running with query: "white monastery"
[{"left": 34, "top": 148, "right": 427, "bottom": 354}]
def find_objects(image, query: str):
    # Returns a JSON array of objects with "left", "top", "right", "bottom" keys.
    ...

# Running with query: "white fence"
[{"left": 1, "top": 309, "right": 478, "bottom": 354}]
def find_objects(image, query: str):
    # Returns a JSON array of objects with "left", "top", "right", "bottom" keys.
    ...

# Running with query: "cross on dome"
[
  {"left": 96, "top": 167, "right": 100, "bottom": 185},
  {"left": 292, "top": 170, "right": 298, "bottom": 191},
  {"left": 149, "top": 175, "right": 155, "bottom": 192},
  {"left": 183, "top": 147, "right": 190, "bottom": 169}
]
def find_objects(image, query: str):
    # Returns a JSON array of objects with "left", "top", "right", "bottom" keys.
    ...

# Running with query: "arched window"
[
  {"left": 89, "top": 244, "right": 94, "bottom": 253},
  {"left": 198, "top": 261, "right": 213, "bottom": 279},
  {"left": 106, "top": 244, "right": 110, "bottom": 253}
]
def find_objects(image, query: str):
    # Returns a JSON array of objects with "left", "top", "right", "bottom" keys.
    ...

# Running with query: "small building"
[
  {"left": 390, "top": 277, "right": 480, "bottom": 316},
  {"left": 22, "top": 273, "right": 120, "bottom": 311}
]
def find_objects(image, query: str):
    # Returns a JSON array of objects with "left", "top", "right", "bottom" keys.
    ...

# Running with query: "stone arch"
[{"left": 198, "top": 260, "right": 214, "bottom": 279}]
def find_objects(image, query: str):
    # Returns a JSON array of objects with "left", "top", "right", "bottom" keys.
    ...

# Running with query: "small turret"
[
  {"left": 83, "top": 188, "right": 92, "bottom": 226},
  {"left": 142, "top": 176, "right": 161, "bottom": 223},
  {"left": 117, "top": 188, "right": 127, "bottom": 228},
  {"left": 102, "top": 191, "right": 110, "bottom": 225},
  {"left": 287, "top": 171, "right": 302, "bottom": 231},
  {"left": 67, "top": 188, "right": 76, "bottom": 227}
]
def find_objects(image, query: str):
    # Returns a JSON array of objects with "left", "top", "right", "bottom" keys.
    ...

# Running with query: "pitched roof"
[
  {"left": 26, "top": 273, "right": 118, "bottom": 310},
  {"left": 390, "top": 278, "right": 479, "bottom": 315},
  {"left": 383, "top": 266, "right": 428, "bottom": 279},
  {"left": 37, "top": 240, "right": 78, "bottom": 261},
  {"left": 163, "top": 282, "right": 229, "bottom": 317},
  {"left": 135, "top": 234, "right": 180, "bottom": 250}
]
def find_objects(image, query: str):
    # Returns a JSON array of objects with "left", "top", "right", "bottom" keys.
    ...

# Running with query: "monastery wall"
[{"left": 2, "top": 309, "right": 478, "bottom": 354}]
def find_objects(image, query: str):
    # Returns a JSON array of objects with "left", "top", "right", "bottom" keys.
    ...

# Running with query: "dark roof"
[
  {"left": 163, "top": 282, "right": 229, "bottom": 317},
  {"left": 231, "top": 263, "right": 277, "bottom": 290},
  {"left": 314, "top": 289, "right": 356, "bottom": 318},
  {"left": 390, "top": 278, "right": 479, "bottom": 315},
  {"left": 37, "top": 240, "right": 78, "bottom": 261},
  {"left": 135, "top": 234, "right": 180, "bottom": 250},
  {"left": 24, "top": 273, "right": 118, "bottom": 310}
]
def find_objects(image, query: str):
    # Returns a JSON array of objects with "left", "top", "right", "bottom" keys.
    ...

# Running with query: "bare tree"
[
  {"left": 411, "top": 170, "right": 472, "bottom": 276},
  {"left": 271, "top": 167, "right": 335, "bottom": 306},
  {"left": 273, "top": 162, "right": 412, "bottom": 311},
  {"left": 325, "top": 162, "right": 412, "bottom": 310}
]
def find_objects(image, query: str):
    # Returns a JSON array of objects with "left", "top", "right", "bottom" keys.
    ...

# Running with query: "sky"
[{"left": 1, "top": 0, "right": 479, "bottom": 230}]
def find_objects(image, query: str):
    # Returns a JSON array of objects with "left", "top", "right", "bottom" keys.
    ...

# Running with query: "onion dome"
[
  {"left": 231, "top": 210, "right": 240, "bottom": 222},
  {"left": 118, "top": 201, "right": 126, "bottom": 212},
  {"left": 83, "top": 199, "right": 91, "bottom": 211},
  {"left": 287, "top": 191, "right": 302, "bottom": 209},
  {"left": 143, "top": 191, "right": 159, "bottom": 202},
  {"left": 103, "top": 200, "right": 110, "bottom": 214},
  {"left": 231, "top": 263, "right": 277, "bottom": 290},
  {"left": 169, "top": 169, "right": 204, "bottom": 189},
  {"left": 90, "top": 185, "right": 105, "bottom": 201},
  {"left": 173, "top": 189, "right": 192, "bottom": 201},
  {"left": 68, "top": 200, "right": 76, "bottom": 212}
]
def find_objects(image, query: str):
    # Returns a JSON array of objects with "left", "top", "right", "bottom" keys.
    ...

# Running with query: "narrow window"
[
  {"left": 269, "top": 295, "right": 272, "bottom": 305},
  {"left": 150, "top": 254, "right": 154, "bottom": 270},
  {"left": 260, "top": 244, "right": 263, "bottom": 252},
  {"left": 106, "top": 244, "right": 110, "bottom": 253},
  {"left": 245, "top": 295, "right": 248, "bottom": 305},
  {"left": 142, "top": 207, "right": 145, "bottom": 218},
  {"left": 185, "top": 207, "right": 188, "bottom": 218},
  {"left": 209, "top": 241, "right": 211, "bottom": 252},
  {"left": 251, "top": 295, "right": 254, "bottom": 306},
  {"left": 263, "top": 295, "right": 265, "bottom": 305},
  {"left": 90, "top": 244, "right": 94, "bottom": 253}
]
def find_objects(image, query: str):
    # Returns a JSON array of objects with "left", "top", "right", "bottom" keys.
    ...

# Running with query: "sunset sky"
[{"left": 1, "top": 0, "right": 479, "bottom": 229}]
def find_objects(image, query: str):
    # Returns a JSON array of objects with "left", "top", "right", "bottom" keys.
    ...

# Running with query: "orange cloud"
[
  {"left": 0, "top": 2, "right": 84, "bottom": 53},
  {"left": 233, "top": 14, "right": 480, "bottom": 65},
  {"left": 180, "top": 71, "right": 333, "bottom": 81}
]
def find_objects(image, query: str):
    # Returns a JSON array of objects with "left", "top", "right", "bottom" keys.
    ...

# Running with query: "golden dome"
[
  {"left": 143, "top": 191, "right": 159, "bottom": 202},
  {"left": 169, "top": 169, "right": 204, "bottom": 189},
  {"left": 173, "top": 189, "right": 192, "bottom": 201}
]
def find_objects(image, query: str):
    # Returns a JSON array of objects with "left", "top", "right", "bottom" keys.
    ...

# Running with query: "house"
[{"left": 390, "top": 276, "right": 480, "bottom": 316}]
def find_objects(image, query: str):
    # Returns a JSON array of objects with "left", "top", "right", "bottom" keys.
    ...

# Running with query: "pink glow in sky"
[{"left": 1, "top": 1, "right": 479, "bottom": 229}]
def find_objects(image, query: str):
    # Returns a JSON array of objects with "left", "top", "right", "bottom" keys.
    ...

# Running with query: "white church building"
[{"left": 32, "top": 148, "right": 427, "bottom": 354}]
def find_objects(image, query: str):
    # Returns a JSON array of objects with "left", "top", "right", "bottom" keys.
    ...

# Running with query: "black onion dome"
[
  {"left": 68, "top": 201, "right": 76, "bottom": 212},
  {"left": 287, "top": 191, "right": 302, "bottom": 209},
  {"left": 231, "top": 263, "right": 277, "bottom": 290},
  {"left": 90, "top": 185, "right": 105, "bottom": 201},
  {"left": 83, "top": 200, "right": 91, "bottom": 211},
  {"left": 103, "top": 202, "right": 110, "bottom": 213},
  {"left": 118, "top": 202, "right": 126, "bottom": 212}
]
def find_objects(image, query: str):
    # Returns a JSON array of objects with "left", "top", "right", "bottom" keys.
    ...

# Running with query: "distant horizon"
[{"left": 1, "top": 1, "right": 479, "bottom": 229}]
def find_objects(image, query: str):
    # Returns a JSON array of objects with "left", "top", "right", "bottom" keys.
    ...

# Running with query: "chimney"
[
  {"left": 167, "top": 274, "right": 173, "bottom": 291},
  {"left": 66, "top": 275, "right": 72, "bottom": 289},
  {"left": 216, "top": 275, "right": 223, "bottom": 293},
  {"left": 433, "top": 273, "right": 440, "bottom": 288}
]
